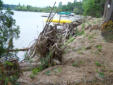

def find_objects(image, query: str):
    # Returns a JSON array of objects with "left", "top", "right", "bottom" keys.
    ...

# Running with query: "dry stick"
[
  {"left": 47, "top": 12, "right": 56, "bottom": 25},
  {"left": 7, "top": 48, "right": 30, "bottom": 52},
  {"left": 43, "top": 2, "right": 56, "bottom": 33},
  {"left": 46, "top": 2, "right": 56, "bottom": 23}
]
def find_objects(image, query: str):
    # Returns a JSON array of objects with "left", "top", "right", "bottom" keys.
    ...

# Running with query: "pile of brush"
[
  {"left": 25, "top": 2, "right": 83, "bottom": 69},
  {"left": 0, "top": 59, "right": 21, "bottom": 85},
  {"left": 27, "top": 24, "right": 64, "bottom": 68}
]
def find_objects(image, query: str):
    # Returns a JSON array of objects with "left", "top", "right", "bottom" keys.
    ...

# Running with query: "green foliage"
[
  {"left": 45, "top": 70, "right": 51, "bottom": 76},
  {"left": 96, "top": 45, "right": 102, "bottom": 52},
  {"left": 0, "top": 5, "right": 20, "bottom": 58},
  {"left": 30, "top": 74, "right": 35, "bottom": 79},
  {"left": 98, "top": 72, "right": 105, "bottom": 78},
  {"left": 95, "top": 61, "right": 101, "bottom": 67},
  {"left": 73, "top": 2, "right": 83, "bottom": 14},
  {"left": 53, "top": 67, "right": 62, "bottom": 74},
  {"left": 0, "top": 1, "right": 20, "bottom": 84},
  {"left": 72, "top": 60, "right": 84, "bottom": 67},
  {"left": 57, "top": 1, "right": 83, "bottom": 15},
  {"left": 65, "top": 37, "right": 75, "bottom": 45},
  {"left": 32, "top": 68, "right": 41, "bottom": 75},
  {"left": 15, "top": 4, "right": 56, "bottom": 13},
  {"left": 72, "top": 62, "right": 79, "bottom": 67},
  {"left": 75, "top": 24, "right": 85, "bottom": 37},
  {"left": 83, "top": 0, "right": 106, "bottom": 17},
  {"left": 30, "top": 67, "right": 42, "bottom": 79},
  {"left": 0, "top": 0, "right": 2, "bottom": 10},
  {"left": 87, "top": 33, "right": 96, "bottom": 40},
  {"left": 96, "top": 69, "right": 105, "bottom": 78},
  {"left": 4, "top": 61, "right": 13, "bottom": 66}
]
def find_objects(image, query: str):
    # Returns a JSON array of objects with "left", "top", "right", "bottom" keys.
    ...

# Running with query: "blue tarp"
[{"left": 57, "top": 12, "right": 71, "bottom": 15}]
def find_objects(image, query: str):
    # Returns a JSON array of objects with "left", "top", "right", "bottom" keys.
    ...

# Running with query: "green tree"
[
  {"left": 0, "top": 0, "right": 2, "bottom": 10},
  {"left": 73, "top": 1, "right": 83, "bottom": 14},
  {"left": 58, "top": 2, "right": 62, "bottom": 8},
  {"left": 83, "top": 0, "right": 106, "bottom": 17},
  {"left": 0, "top": 0, "right": 20, "bottom": 59}
]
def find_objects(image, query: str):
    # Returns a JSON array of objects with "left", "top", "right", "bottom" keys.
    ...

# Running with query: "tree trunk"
[{"left": 104, "top": 0, "right": 113, "bottom": 22}]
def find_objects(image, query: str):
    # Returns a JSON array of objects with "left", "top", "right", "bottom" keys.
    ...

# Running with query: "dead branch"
[{"left": 7, "top": 48, "right": 30, "bottom": 52}]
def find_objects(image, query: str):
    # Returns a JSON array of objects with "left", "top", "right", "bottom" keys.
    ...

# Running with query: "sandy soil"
[{"left": 18, "top": 18, "right": 113, "bottom": 85}]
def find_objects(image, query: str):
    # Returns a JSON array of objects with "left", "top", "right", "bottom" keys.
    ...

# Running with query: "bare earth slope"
[{"left": 18, "top": 18, "right": 113, "bottom": 85}]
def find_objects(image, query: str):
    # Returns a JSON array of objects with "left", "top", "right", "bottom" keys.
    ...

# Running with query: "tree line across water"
[{"left": 3, "top": 0, "right": 106, "bottom": 17}]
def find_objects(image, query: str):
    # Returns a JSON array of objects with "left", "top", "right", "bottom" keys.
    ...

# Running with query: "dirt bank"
[{"left": 18, "top": 18, "right": 113, "bottom": 85}]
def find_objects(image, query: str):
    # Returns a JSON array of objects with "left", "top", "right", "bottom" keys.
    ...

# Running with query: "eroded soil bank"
[{"left": 18, "top": 18, "right": 113, "bottom": 85}]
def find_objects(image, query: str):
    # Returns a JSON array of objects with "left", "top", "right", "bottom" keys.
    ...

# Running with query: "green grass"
[
  {"left": 64, "top": 37, "right": 75, "bottom": 45},
  {"left": 53, "top": 67, "right": 62, "bottom": 74},
  {"left": 96, "top": 69, "right": 105, "bottom": 78},
  {"left": 88, "top": 34, "right": 94, "bottom": 40},
  {"left": 32, "top": 68, "right": 41, "bottom": 75},
  {"left": 76, "top": 47, "right": 86, "bottom": 54},
  {"left": 30, "top": 66, "right": 42, "bottom": 79},
  {"left": 4, "top": 61, "right": 13, "bottom": 66},
  {"left": 95, "top": 61, "right": 101, "bottom": 67},
  {"left": 45, "top": 70, "right": 51, "bottom": 76},
  {"left": 96, "top": 45, "right": 102, "bottom": 52},
  {"left": 98, "top": 72, "right": 105, "bottom": 78},
  {"left": 30, "top": 74, "right": 35, "bottom": 79},
  {"left": 72, "top": 60, "right": 84, "bottom": 67}
]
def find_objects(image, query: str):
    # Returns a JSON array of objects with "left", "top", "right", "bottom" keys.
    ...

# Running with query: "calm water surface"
[{"left": 13, "top": 11, "right": 45, "bottom": 60}]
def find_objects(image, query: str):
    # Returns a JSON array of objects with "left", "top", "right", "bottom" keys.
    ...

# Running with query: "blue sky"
[{"left": 2, "top": 0, "right": 78, "bottom": 7}]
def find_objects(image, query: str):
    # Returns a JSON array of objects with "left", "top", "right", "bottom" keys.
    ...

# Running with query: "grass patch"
[
  {"left": 72, "top": 60, "right": 84, "bottom": 67},
  {"left": 64, "top": 37, "right": 75, "bottom": 45},
  {"left": 96, "top": 69, "right": 105, "bottom": 78},
  {"left": 88, "top": 34, "right": 94, "bottom": 40},
  {"left": 53, "top": 67, "right": 62, "bottom": 74},
  {"left": 98, "top": 72, "right": 105, "bottom": 78},
  {"left": 30, "top": 66, "right": 43, "bottom": 79},
  {"left": 95, "top": 61, "right": 101, "bottom": 67},
  {"left": 76, "top": 47, "right": 86, "bottom": 54},
  {"left": 45, "top": 70, "right": 51, "bottom": 76},
  {"left": 96, "top": 45, "right": 102, "bottom": 52}
]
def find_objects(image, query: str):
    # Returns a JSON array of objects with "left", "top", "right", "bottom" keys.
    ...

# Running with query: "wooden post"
[{"left": 104, "top": 0, "right": 113, "bottom": 22}]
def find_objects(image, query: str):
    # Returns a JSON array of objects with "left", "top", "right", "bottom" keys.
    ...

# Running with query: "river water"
[
  {"left": 13, "top": 11, "right": 81, "bottom": 60},
  {"left": 13, "top": 11, "right": 45, "bottom": 60}
]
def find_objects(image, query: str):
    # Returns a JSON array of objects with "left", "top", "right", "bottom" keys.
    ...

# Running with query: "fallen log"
[{"left": 7, "top": 48, "right": 30, "bottom": 52}]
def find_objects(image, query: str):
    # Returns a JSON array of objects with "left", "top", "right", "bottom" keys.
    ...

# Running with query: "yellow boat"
[{"left": 45, "top": 19, "right": 72, "bottom": 24}]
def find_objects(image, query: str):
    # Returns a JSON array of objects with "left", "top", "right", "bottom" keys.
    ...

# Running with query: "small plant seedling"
[
  {"left": 65, "top": 37, "right": 75, "bottom": 45},
  {"left": 53, "top": 67, "right": 62, "bottom": 74},
  {"left": 4, "top": 61, "right": 13, "bottom": 66},
  {"left": 88, "top": 34, "right": 94, "bottom": 40},
  {"left": 72, "top": 61, "right": 83, "bottom": 67},
  {"left": 98, "top": 72, "right": 105, "bottom": 78},
  {"left": 32, "top": 68, "right": 41, "bottom": 75},
  {"left": 96, "top": 69, "right": 105, "bottom": 78},
  {"left": 96, "top": 45, "right": 102, "bottom": 52},
  {"left": 45, "top": 70, "right": 51, "bottom": 76},
  {"left": 95, "top": 61, "right": 101, "bottom": 67},
  {"left": 77, "top": 47, "right": 86, "bottom": 54},
  {"left": 72, "top": 62, "right": 79, "bottom": 67},
  {"left": 30, "top": 74, "right": 35, "bottom": 79}
]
